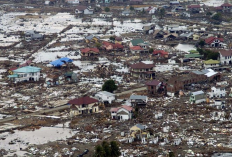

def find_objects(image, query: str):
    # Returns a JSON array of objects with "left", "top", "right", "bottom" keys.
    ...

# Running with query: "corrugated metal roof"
[
  {"left": 191, "top": 90, "right": 204, "bottom": 96},
  {"left": 130, "top": 95, "right": 147, "bottom": 100},
  {"left": 13, "top": 66, "right": 41, "bottom": 73}
]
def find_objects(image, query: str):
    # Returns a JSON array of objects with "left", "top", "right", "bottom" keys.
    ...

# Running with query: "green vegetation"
[
  {"left": 95, "top": 42, "right": 102, "bottom": 49},
  {"left": 197, "top": 48, "right": 219, "bottom": 60},
  {"left": 105, "top": 7, "right": 110, "bottom": 12},
  {"left": 94, "top": 141, "right": 121, "bottom": 157},
  {"left": 212, "top": 13, "right": 222, "bottom": 21},
  {"left": 158, "top": 8, "right": 165, "bottom": 19},
  {"left": 109, "top": 36, "right": 115, "bottom": 41},
  {"left": 130, "top": 6, "right": 134, "bottom": 11},
  {"left": 102, "top": 80, "right": 118, "bottom": 93},
  {"left": 149, "top": 48, "right": 154, "bottom": 53},
  {"left": 198, "top": 40, "right": 205, "bottom": 48}
]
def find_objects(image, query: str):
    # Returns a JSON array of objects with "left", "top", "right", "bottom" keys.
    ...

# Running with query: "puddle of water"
[
  {"left": 0, "top": 122, "right": 75, "bottom": 155},
  {"left": 175, "top": 44, "right": 196, "bottom": 53},
  {"left": 212, "top": 153, "right": 232, "bottom": 157}
]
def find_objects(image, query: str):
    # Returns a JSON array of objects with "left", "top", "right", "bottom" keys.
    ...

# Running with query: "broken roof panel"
[
  {"left": 145, "top": 80, "right": 161, "bottom": 86},
  {"left": 130, "top": 62, "right": 154, "bottom": 69},
  {"left": 130, "top": 95, "right": 147, "bottom": 100},
  {"left": 191, "top": 90, "right": 204, "bottom": 96}
]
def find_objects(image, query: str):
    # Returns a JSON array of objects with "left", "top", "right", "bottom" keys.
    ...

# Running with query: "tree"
[
  {"left": 197, "top": 48, "right": 219, "bottom": 60},
  {"left": 95, "top": 145, "right": 105, "bottom": 157},
  {"left": 95, "top": 42, "right": 102, "bottom": 49},
  {"left": 149, "top": 48, "right": 154, "bottom": 53},
  {"left": 94, "top": 141, "right": 120, "bottom": 157},
  {"left": 109, "top": 36, "right": 115, "bottom": 41},
  {"left": 198, "top": 40, "right": 205, "bottom": 48},
  {"left": 102, "top": 141, "right": 111, "bottom": 157},
  {"left": 130, "top": 6, "right": 134, "bottom": 11},
  {"left": 158, "top": 8, "right": 165, "bottom": 19},
  {"left": 206, "top": 11, "right": 212, "bottom": 16},
  {"left": 169, "top": 152, "right": 175, "bottom": 157},
  {"left": 102, "top": 80, "right": 117, "bottom": 93},
  {"left": 105, "top": 7, "right": 110, "bottom": 12},
  {"left": 110, "top": 141, "right": 121, "bottom": 157},
  {"left": 212, "top": 13, "right": 222, "bottom": 21}
]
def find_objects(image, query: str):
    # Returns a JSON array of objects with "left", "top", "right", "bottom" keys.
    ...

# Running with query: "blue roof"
[
  {"left": 50, "top": 60, "right": 64, "bottom": 67},
  {"left": 13, "top": 66, "right": 41, "bottom": 73},
  {"left": 59, "top": 57, "right": 73, "bottom": 63}
]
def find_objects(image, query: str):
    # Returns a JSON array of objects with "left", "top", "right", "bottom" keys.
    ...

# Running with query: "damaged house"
[
  {"left": 129, "top": 95, "right": 148, "bottom": 107},
  {"left": 8, "top": 66, "right": 41, "bottom": 83},
  {"left": 167, "top": 69, "right": 221, "bottom": 96},
  {"left": 130, "top": 62, "right": 155, "bottom": 79},
  {"left": 145, "top": 80, "right": 167, "bottom": 95},
  {"left": 95, "top": 91, "right": 115, "bottom": 104},
  {"left": 25, "top": 30, "right": 44, "bottom": 42},
  {"left": 208, "top": 86, "right": 226, "bottom": 98},
  {"left": 189, "top": 90, "right": 206, "bottom": 104}
]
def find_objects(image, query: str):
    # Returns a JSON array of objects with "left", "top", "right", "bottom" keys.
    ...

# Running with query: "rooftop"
[
  {"left": 68, "top": 96, "right": 98, "bottom": 106},
  {"left": 13, "top": 66, "right": 41, "bottom": 73}
]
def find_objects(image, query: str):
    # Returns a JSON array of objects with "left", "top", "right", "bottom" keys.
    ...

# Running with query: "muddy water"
[
  {"left": 0, "top": 123, "right": 76, "bottom": 155},
  {"left": 175, "top": 43, "right": 196, "bottom": 53}
]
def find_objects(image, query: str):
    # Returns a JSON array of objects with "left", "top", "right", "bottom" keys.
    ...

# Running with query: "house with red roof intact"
[
  {"left": 80, "top": 48, "right": 99, "bottom": 57},
  {"left": 130, "top": 46, "right": 144, "bottom": 53},
  {"left": 130, "top": 62, "right": 155, "bottom": 79},
  {"left": 110, "top": 105, "right": 133, "bottom": 120},
  {"left": 102, "top": 41, "right": 124, "bottom": 51},
  {"left": 218, "top": 49, "right": 232, "bottom": 65},
  {"left": 188, "top": 4, "right": 201, "bottom": 13},
  {"left": 68, "top": 96, "right": 99, "bottom": 116},
  {"left": 204, "top": 36, "right": 225, "bottom": 48},
  {"left": 153, "top": 50, "right": 169, "bottom": 58},
  {"left": 217, "top": 3, "right": 232, "bottom": 12}
]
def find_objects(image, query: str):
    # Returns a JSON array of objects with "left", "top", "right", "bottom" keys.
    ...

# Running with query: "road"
[
  {"left": 115, "top": 87, "right": 146, "bottom": 96},
  {"left": 0, "top": 86, "right": 146, "bottom": 124}
]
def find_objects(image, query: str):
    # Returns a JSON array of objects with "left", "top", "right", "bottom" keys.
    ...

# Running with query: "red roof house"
[
  {"left": 110, "top": 105, "right": 133, "bottom": 120},
  {"left": 80, "top": 48, "right": 99, "bottom": 56},
  {"left": 69, "top": 96, "right": 99, "bottom": 116},
  {"left": 153, "top": 50, "right": 169, "bottom": 58},
  {"left": 204, "top": 37, "right": 224, "bottom": 48}
]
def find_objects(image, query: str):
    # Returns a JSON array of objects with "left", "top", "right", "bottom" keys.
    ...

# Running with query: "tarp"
[
  {"left": 50, "top": 60, "right": 64, "bottom": 67},
  {"left": 59, "top": 57, "right": 73, "bottom": 63}
]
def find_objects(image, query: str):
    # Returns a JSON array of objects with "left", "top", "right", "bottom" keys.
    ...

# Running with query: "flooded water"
[
  {"left": 203, "top": 0, "right": 224, "bottom": 7},
  {"left": 175, "top": 43, "right": 196, "bottom": 53},
  {"left": 0, "top": 122, "right": 75, "bottom": 155},
  {"left": 212, "top": 153, "right": 232, "bottom": 157}
]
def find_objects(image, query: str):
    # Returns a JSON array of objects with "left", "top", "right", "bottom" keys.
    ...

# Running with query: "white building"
[
  {"left": 75, "top": 6, "right": 94, "bottom": 15},
  {"left": 208, "top": 87, "right": 226, "bottom": 98},
  {"left": 110, "top": 105, "right": 133, "bottom": 120},
  {"left": 189, "top": 91, "right": 205, "bottom": 104},
  {"left": 219, "top": 50, "right": 232, "bottom": 65},
  {"left": 66, "top": 0, "right": 79, "bottom": 4},
  {"left": 95, "top": 91, "right": 115, "bottom": 104},
  {"left": 212, "top": 99, "right": 225, "bottom": 109},
  {"left": 204, "top": 59, "right": 220, "bottom": 69},
  {"left": 8, "top": 66, "right": 41, "bottom": 83}
]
